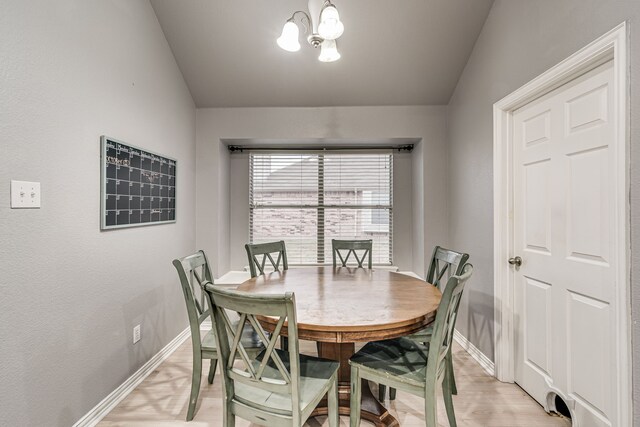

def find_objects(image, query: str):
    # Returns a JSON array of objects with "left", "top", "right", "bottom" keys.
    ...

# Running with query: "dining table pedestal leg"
[{"left": 312, "top": 341, "right": 399, "bottom": 427}]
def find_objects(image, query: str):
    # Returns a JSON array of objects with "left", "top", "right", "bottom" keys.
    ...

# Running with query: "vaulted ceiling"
[{"left": 150, "top": 0, "right": 494, "bottom": 108}]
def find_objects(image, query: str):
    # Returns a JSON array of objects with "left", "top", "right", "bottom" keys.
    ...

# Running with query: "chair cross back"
[
  {"left": 245, "top": 241, "right": 289, "bottom": 278},
  {"left": 219, "top": 306, "right": 292, "bottom": 393},
  {"left": 252, "top": 252, "right": 284, "bottom": 276},
  {"left": 205, "top": 285, "right": 300, "bottom": 395},
  {"left": 427, "top": 246, "right": 470, "bottom": 289},
  {"left": 332, "top": 239, "right": 373, "bottom": 269}
]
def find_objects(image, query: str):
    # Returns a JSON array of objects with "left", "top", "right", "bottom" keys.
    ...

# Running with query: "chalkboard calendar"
[{"left": 101, "top": 136, "right": 176, "bottom": 230}]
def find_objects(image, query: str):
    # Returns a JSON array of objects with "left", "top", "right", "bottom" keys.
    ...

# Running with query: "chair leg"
[
  {"left": 350, "top": 367, "right": 362, "bottom": 427},
  {"left": 223, "top": 401, "right": 235, "bottom": 427},
  {"left": 389, "top": 387, "right": 397, "bottom": 400},
  {"left": 187, "top": 356, "right": 202, "bottom": 421},
  {"left": 424, "top": 387, "right": 438, "bottom": 427},
  {"left": 443, "top": 372, "right": 457, "bottom": 427},
  {"left": 378, "top": 384, "right": 386, "bottom": 402},
  {"left": 447, "top": 348, "right": 457, "bottom": 395},
  {"left": 328, "top": 373, "right": 339, "bottom": 427},
  {"left": 208, "top": 358, "right": 218, "bottom": 384}
]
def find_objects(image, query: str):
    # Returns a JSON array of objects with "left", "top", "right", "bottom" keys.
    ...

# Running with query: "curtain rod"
[{"left": 227, "top": 144, "right": 414, "bottom": 153}]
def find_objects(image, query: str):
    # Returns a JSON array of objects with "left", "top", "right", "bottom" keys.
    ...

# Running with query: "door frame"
[{"left": 493, "top": 22, "right": 630, "bottom": 423}]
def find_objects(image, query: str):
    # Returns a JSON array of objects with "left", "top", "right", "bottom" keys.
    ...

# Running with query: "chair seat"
[
  {"left": 234, "top": 349, "right": 339, "bottom": 415},
  {"left": 350, "top": 337, "right": 430, "bottom": 387}
]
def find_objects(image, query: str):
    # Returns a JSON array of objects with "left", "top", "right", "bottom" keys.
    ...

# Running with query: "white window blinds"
[{"left": 249, "top": 152, "right": 393, "bottom": 265}]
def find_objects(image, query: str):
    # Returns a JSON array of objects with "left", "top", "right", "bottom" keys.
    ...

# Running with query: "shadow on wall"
[
  {"left": 69, "top": 282, "right": 178, "bottom": 426},
  {"left": 122, "top": 282, "right": 174, "bottom": 370},
  {"left": 463, "top": 288, "right": 494, "bottom": 359}
]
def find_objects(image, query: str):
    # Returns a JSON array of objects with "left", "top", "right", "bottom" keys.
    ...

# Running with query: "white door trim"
[{"left": 493, "top": 22, "right": 630, "bottom": 424}]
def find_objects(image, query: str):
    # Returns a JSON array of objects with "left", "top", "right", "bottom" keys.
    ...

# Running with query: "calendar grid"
[{"left": 101, "top": 136, "right": 176, "bottom": 230}]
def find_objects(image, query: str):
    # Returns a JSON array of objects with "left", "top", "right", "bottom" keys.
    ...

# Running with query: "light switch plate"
[{"left": 11, "top": 180, "right": 41, "bottom": 208}]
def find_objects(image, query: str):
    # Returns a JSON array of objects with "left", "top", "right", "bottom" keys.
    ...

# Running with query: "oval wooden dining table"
[{"left": 237, "top": 266, "right": 441, "bottom": 427}]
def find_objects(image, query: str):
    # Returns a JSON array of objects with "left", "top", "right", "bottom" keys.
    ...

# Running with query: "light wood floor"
[{"left": 99, "top": 340, "right": 570, "bottom": 426}]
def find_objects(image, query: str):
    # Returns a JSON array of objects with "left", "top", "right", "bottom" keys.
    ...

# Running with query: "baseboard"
[
  {"left": 72, "top": 326, "right": 191, "bottom": 427},
  {"left": 454, "top": 329, "right": 495, "bottom": 376}
]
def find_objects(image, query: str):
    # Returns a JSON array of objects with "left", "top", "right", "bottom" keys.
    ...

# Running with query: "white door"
[{"left": 513, "top": 60, "right": 617, "bottom": 427}]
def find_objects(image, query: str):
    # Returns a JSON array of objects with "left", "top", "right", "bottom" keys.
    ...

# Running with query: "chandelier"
[{"left": 276, "top": 0, "right": 344, "bottom": 62}]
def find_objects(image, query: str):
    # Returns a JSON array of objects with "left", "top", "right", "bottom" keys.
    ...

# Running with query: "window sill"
[
  {"left": 215, "top": 271, "right": 252, "bottom": 286},
  {"left": 215, "top": 266, "right": 424, "bottom": 287}
]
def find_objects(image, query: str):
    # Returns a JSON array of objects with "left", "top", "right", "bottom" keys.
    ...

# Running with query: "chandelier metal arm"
[{"left": 288, "top": 10, "right": 311, "bottom": 35}]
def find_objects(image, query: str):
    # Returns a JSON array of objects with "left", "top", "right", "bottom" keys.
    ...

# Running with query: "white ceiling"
[{"left": 150, "top": 0, "right": 494, "bottom": 108}]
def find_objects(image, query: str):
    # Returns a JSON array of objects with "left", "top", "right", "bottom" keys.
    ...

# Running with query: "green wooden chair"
[
  {"left": 245, "top": 240, "right": 290, "bottom": 350},
  {"left": 349, "top": 264, "right": 474, "bottom": 427},
  {"left": 245, "top": 241, "right": 289, "bottom": 278},
  {"left": 203, "top": 285, "right": 340, "bottom": 427},
  {"left": 331, "top": 239, "right": 373, "bottom": 269},
  {"left": 173, "top": 251, "right": 263, "bottom": 421},
  {"left": 380, "top": 246, "right": 470, "bottom": 401}
]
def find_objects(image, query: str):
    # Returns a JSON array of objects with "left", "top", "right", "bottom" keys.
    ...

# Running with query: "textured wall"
[
  {"left": 196, "top": 106, "right": 448, "bottom": 276},
  {"left": 446, "top": 0, "right": 640, "bottom": 420},
  {"left": 0, "top": 1, "right": 196, "bottom": 425}
]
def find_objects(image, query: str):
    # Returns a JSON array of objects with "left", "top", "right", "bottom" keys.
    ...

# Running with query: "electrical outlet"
[
  {"left": 11, "top": 180, "right": 41, "bottom": 208},
  {"left": 133, "top": 324, "right": 141, "bottom": 344}
]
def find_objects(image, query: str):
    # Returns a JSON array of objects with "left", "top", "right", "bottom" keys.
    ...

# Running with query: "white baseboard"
[
  {"left": 72, "top": 327, "right": 191, "bottom": 427},
  {"left": 454, "top": 329, "right": 495, "bottom": 377}
]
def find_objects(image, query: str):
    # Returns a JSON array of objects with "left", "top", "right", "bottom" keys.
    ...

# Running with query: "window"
[{"left": 250, "top": 152, "right": 393, "bottom": 265}]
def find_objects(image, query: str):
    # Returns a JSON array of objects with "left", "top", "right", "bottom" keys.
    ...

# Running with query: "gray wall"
[
  {"left": 446, "top": 0, "right": 640, "bottom": 419},
  {"left": 196, "top": 106, "right": 449, "bottom": 277},
  {"left": 0, "top": 1, "right": 196, "bottom": 426},
  {"left": 226, "top": 150, "right": 415, "bottom": 270}
]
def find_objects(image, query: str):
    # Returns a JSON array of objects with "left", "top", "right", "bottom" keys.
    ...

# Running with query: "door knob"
[{"left": 508, "top": 256, "right": 522, "bottom": 267}]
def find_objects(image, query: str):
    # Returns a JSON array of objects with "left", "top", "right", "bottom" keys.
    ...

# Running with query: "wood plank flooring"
[{"left": 99, "top": 340, "right": 570, "bottom": 426}]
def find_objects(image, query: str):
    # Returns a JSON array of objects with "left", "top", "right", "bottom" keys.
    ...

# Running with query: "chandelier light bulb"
[
  {"left": 318, "top": 39, "right": 340, "bottom": 62},
  {"left": 318, "top": 5, "right": 344, "bottom": 40},
  {"left": 276, "top": 2, "right": 345, "bottom": 60},
  {"left": 277, "top": 21, "right": 301, "bottom": 52}
]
